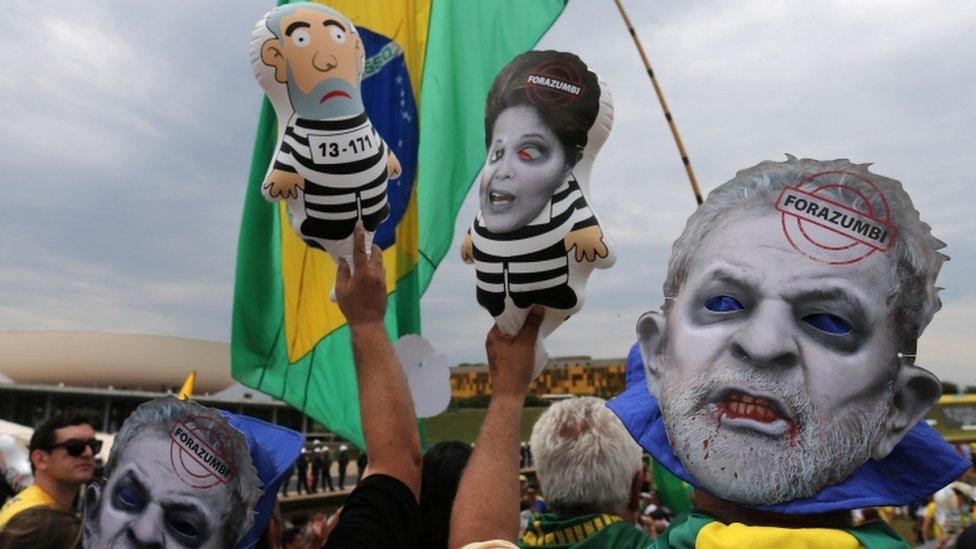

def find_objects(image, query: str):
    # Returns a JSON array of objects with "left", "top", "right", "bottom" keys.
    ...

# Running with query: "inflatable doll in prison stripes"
[
  {"left": 461, "top": 51, "right": 616, "bottom": 375},
  {"left": 251, "top": 3, "right": 400, "bottom": 265}
]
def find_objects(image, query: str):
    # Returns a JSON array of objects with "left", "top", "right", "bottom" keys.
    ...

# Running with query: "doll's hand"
[
  {"left": 263, "top": 169, "right": 305, "bottom": 200},
  {"left": 564, "top": 225, "right": 608, "bottom": 262},
  {"left": 387, "top": 151, "right": 402, "bottom": 180},
  {"left": 460, "top": 232, "right": 474, "bottom": 264}
]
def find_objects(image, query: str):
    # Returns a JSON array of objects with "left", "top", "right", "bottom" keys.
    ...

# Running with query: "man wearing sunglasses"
[{"left": 0, "top": 413, "right": 98, "bottom": 529}]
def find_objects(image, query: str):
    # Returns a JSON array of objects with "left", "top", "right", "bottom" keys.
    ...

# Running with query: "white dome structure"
[{"left": 0, "top": 331, "right": 234, "bottom": 393}]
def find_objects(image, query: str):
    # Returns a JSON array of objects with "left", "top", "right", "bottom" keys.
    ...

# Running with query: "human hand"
[
  {"left": 485, "top": 306, "right": 544, "bottom": 398},
  {"left": 564, "top": 225, "right": 609, "bottom": 262},
  {"left": 387, "top": 150, "right": 402, "bottom": 180},
  {"left": 336, "top": 222, "right": 387, "bottom": 326},
  {"left": 263, "top": 169, "right": 305, "bottom": 199},
  {"left": 309, "top": 510, "right": 341, "bottom": 546},
  {"left": 460, "top": 232, "right": 474, "bottom": 263}
]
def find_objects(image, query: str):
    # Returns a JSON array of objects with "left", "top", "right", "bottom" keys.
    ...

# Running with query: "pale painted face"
[
  {"left": 655, "top": 210, "right": 900, "bottom": 504},
  {"left": 87, "top": 431, "right": 233, "bottom": 549},
  {"left": 479, "top": 105, "right": 572, "bottom": 233}
]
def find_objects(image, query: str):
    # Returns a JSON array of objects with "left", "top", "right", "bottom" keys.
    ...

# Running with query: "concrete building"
[
  {"left": 450, "top": 355, "right": 628, "bottom": 399},
  {"left": 0, "top": 331, "right": 326, "bottom": 436}
]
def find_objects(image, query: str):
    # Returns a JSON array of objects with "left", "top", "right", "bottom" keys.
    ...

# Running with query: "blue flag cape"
[
  {"left": 607, "top": 343, "right": 971, "bottom": 515},
  {"left": 221, "top": 411, "right": 304, "bottom": 548}
]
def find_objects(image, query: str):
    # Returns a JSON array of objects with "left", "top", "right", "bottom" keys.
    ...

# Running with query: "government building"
[
  {"left": 0, "top": 331, "right": 315, "bottom": 438},
  {"left": 450, "top": 355, "right": 629, "bottom": 399}
]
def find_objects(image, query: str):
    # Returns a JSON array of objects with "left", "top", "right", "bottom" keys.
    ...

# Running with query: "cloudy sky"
[{"left": 2, "top": 1, "right": 974, "bottom": 384}]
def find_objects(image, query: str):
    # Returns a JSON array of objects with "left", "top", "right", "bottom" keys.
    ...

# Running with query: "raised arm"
[
  {"left": 335, "top": 222, "right": 422, "bottom": 499},
  {"left": 449, "top": 307, "right": 544, "bottom": 548}
]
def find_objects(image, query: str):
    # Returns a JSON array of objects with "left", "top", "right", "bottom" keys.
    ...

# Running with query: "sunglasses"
[{"left": 49, "top": 438, "right": 102, "bottom": 457}]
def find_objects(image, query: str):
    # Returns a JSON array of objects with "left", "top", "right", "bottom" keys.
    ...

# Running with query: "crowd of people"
[
  {"left": 1, "top": 386, "right": 972, "bottom": 548},
  {"left": 1, "top": 147, "right": 975, "bottom": 549},
  {"left": 281, "top": 444, "right": 369, "bottom": 496}
]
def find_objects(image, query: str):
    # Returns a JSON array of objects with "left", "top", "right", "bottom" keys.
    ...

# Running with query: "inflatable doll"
[
  {"left": 251, "top": 3, "right": 401, "bottom": 266},
  {"left": 461, "top": 50, "right": 616, "bottom": 374}
]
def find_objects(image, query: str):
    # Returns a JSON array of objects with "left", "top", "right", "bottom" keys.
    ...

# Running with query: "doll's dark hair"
[{"left": 484, "top": 50, "right": 600, "bottom": 167}]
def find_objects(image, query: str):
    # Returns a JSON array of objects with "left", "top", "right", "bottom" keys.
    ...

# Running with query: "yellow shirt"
[
  {"left": 0, "top": 484, "right": 58, "bottom": 530},
  {"left": 697, "top": 521, "right": 862, "bottom": 548},
  {"left": 923, "top": 501, "right": 944, "bottom": 540}
]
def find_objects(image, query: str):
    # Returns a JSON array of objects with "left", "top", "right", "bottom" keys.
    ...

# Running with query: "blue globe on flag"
[{"left": 358, "top": 27, "right": 419, "bottom": 250}]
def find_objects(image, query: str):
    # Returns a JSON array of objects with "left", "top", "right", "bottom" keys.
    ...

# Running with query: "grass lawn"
[{"left": 424, "top": 407, "right": 548, "bottom": 445}]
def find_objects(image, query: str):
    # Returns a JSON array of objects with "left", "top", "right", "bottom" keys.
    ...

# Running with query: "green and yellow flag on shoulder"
[{"left": 232, "top": 0, "right": 567, "bottom": 448}]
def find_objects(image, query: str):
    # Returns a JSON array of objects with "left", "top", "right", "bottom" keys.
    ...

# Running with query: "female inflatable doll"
[{"left": 461, "top": 50, "right": 616, "bottom": 374}]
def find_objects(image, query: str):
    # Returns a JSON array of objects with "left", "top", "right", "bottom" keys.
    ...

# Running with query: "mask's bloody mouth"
[
  {"left": 321, "top": 90, "right": 351, "bottom": 103},
  {"left": 712, "top": 389, "right": 797, "bottom": 438}
]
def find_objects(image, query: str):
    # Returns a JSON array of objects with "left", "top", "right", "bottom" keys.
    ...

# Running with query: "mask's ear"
[
  {"left": 260, "top": 38, "right": 288, "bottom": 83},
  {"left": 871, "top": 362, "right": 941, "bottom": 459},
  {"left": 636, "top": 311, "right": 666, "bottom": 398},
  {"left": 82, "top": 483, "right": 101, "bottom": 539}
]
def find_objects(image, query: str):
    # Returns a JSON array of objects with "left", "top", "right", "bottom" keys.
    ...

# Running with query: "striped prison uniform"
[
  {"left": 471, "top": 177, "right": 598, "bottom": 317},
  {"left": 273, "top": 112, "right": 389, "bottom": 242}
]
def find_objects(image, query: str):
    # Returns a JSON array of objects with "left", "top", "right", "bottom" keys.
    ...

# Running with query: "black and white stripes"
[
  {"left": 471, "top": 177, "right": 597, "bottom": 316},
  {"left": 274, "top": 113, "right": 390, "bottom": 241}
]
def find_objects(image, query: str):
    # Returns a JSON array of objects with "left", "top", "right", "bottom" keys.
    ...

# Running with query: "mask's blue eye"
[
  {"left": 119, "top": 486, "right": 143, "bottom": 507},
  {"left": 704, "top": 295, "right": 743, "bottom": 312},
  {"left": 803, "top": 313, "right": 853, "bottom": 335},
  {"left": 169, "top": 518, "right": 199, "bottom": 538}
]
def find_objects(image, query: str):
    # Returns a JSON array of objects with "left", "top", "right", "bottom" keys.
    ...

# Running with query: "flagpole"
[{"left": 613, "top": 0, "right": 703, "bottom": 205}]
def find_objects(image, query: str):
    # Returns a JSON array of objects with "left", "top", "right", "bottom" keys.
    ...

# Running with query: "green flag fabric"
[
  {"left": 416, "top": 0, "right": 569, "bottom": 291},
  {"left": 232, "top": 0, "right": 566, "bottom": 449},
  {"left": 652, "top": 458, "right": 693, "bottom": 516}
]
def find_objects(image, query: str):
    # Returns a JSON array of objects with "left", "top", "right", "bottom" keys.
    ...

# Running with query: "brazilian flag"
[{"left": 232, "top": 0, "right": 567, "bottom": 448}]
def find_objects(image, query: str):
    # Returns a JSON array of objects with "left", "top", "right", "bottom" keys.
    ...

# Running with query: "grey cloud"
[
  {"left": 423, "top": 1, "right": 976, "bottom": 384},
  {"left": 1, "top": 1, "right": 973, "bottom": 385}
]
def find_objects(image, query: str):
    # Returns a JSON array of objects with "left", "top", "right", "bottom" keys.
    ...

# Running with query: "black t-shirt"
[{"left": 323, "top": 474, "right": 419, "bottom": 549}]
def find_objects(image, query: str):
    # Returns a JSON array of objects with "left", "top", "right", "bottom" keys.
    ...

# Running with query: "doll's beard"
[{"left": 657, "top": 357, "right": 891, "bottom": 505}]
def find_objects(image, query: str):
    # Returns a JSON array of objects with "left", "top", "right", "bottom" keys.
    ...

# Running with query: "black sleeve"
[
  {"left": 273, "top": 160, "right": 298, "bottom": 173},
  {"left": 322, "top": 474, "right": 419, "bottom": 549},
  {"left": 566, "top": 178, "right": 598, "bottom": 231}
]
